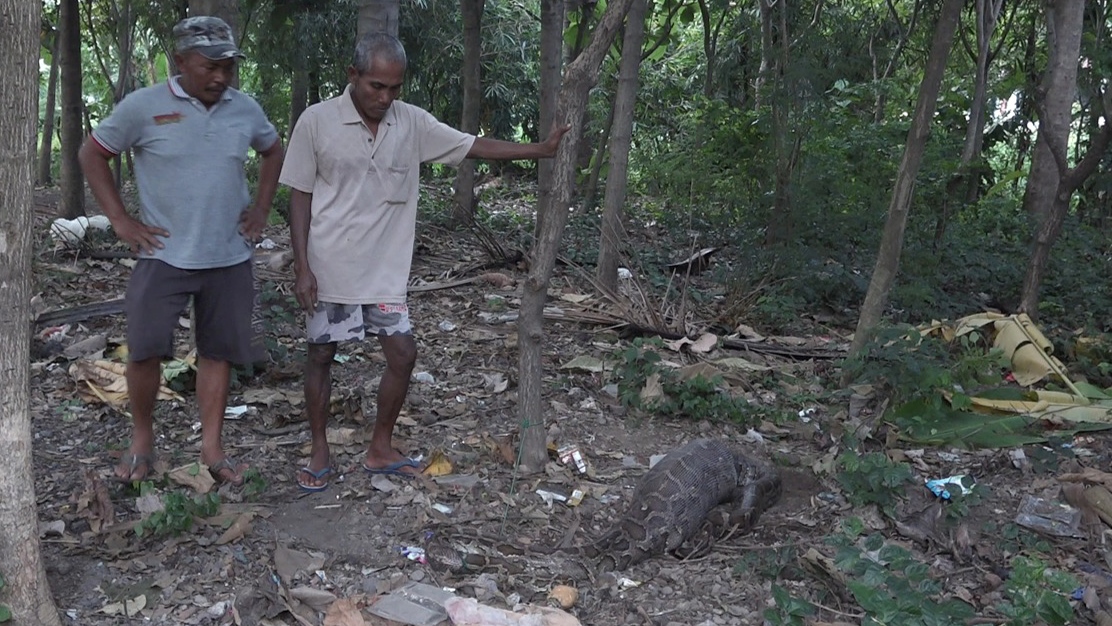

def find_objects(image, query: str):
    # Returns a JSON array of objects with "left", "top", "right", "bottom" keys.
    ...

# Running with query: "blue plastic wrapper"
[{"left": 925, "top": 474, "right": 975, "bottom": 500}]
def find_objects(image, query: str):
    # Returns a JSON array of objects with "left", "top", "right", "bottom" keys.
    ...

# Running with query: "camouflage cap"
[{"left": 172, "top": 16, "right": 245, "bottom": 60}]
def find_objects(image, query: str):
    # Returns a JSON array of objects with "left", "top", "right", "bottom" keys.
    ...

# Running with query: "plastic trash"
[
  {"left": 557, "top": 444, "right": 588, "bottom": 474},
  {"left": 925, "top": 475, "right": 975, "bottom": 500},
  {"left": 1014, "top": 494, "right": 1082, "bottom": 538}
]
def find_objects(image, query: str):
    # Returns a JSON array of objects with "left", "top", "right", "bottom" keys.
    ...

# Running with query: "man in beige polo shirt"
[{"left": 279, "top": 32, "right": 568, "bottom": 491}]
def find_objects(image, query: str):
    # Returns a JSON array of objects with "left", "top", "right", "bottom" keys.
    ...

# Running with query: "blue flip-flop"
[
  {"left": 362, "top": 458, "right": 421, "bottom": 479},
  {"left": 297, "top": 466, "right": 334, "bottom": 492}
]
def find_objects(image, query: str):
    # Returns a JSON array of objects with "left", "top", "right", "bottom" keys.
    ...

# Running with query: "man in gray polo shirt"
[
  {"left": 280, "top": 32, "right": 567, "bottom": 491},
  {"left": 79, "top": 16, "right": 284, "bottom": 485}
]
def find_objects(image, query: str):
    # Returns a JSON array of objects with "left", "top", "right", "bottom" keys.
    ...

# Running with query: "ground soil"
[{"left": 27, "top": 188, "right": 1112, "bottom": 626}]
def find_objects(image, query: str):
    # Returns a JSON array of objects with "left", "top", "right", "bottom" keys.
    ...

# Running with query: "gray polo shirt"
[{"left": 91, "top": 77, "right": 278, "bottom": 269}]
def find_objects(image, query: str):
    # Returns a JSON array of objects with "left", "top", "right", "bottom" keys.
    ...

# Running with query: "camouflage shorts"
[{"left": 306, "top": 302, "right": 413, "bottom": 344}]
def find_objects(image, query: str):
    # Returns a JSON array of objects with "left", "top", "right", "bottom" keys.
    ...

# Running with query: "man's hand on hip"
[{"left": 112, "top": 215, "right": 169, "bottom": 255}]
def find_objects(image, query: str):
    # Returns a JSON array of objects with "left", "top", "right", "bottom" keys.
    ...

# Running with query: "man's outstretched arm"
[{"left": 467, "top": 124, "right": 571, "bottom": 161}]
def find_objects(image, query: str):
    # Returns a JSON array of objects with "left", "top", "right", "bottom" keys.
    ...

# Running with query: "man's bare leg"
[
  {"left": 363, "top": 334, "right": 419, "bottom": 475},
  {"left": 197, "top": 355, "right": 246, "bottom": 484},
  {"left": 300, "top": 342, "right": 337, "bottom": 488},
  {"left": 116, "top": 357, "right": 161, "bottom": 481}
]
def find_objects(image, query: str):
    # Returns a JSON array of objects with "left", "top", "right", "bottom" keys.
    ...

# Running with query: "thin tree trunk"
[
  {"left": 696, "top": 0, "right": 727, "bottom": 98},
  {"left": 58, "top": 0, "right": 85, "bottom": 219},
  {"left": 763, "top": 0, "right": 797, "bottom": 246},
  {"left": 1019, "top": 0, "right": 1102, "bottom": 316},
  {"left": 933, "top": 0, "right": 1003, "bottom": 248},
  {"left": 451, "top": 0, "right": 486, "bottom": 228},
  {"left": 37, "top": 31, "right": 60, "bottom": 187},
  {"left": 357, "top": 0, "right": 400, "bottom": 38},
  {"left": 289, "top": 16, "right": 310, "bottom": 135},
  {"left": 536, "top": 0, "right": 564, "bottom": 199},
  {"left": 518, "top": 0, "right": 636, "bottom": 472},
  {"left": 581, "top": 97, "right": 614, "bottom": 211},
  {"left": 754, "top": 0, "right": 773, "bottom": 109},
  {"left": 596, "top": 0, "right": 648, "bottom": 292},
  {"left": 0, "top": 0, "right": 64, "bottom": 622},
  {"left": 1021, "top": 0, "right": 1081, "bottom": 226},
  {"left": 848, "top": 0, "right": 963, "bottom": 359}
]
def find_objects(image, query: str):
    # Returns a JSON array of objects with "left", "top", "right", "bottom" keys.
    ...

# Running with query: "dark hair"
[{"left": 352, "top": 32, "right": 407, "bottom": 73}]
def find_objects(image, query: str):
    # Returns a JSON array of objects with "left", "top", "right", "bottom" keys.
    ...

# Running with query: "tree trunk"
[
  {"left": 1021, "top": 0, "right": 1083, "bottom": 226},
  {"left": 37, "top": 31, "right": 60, "bottom": 187},
  {"left": 1019, "top": 0, "right": 1104, "bottom": 316},
  {"left": 848, "top": 0, "right": 963, "bottom": 359},
  {"left": 762, "top": 0, "right": 797, "bottom": 246},
  {"left": 933, "top": 0, "right": 1004, "bottom": 248},
  {"left": 0, "top": 0, "right": 64, "bottom": 623},
  {"left": 581, "top": 97, "right": 614, "bottom": 211},
  {"left": 289, "top": 15, "right": 310, "bottom": 135},
  {"left": 189, "top": 0, "right": 238, "bottom": 37},
  {"left": 754, "top": 0, "right": 773, "bottom": 110},
  {"left": 537, "top": 0, "right": 565, "bottom": 189},
  {"left": 518, "top": 0, "right": 636, "bottom": 472},
  {"left": 596, "top": 0, "right": 647, "bottom": 292},
  {"left": 450, "top": 0, "right": 486, "bottom": 228},
  {"left": 357, "top": 0, "right": 400, "bottom": 38},
  {"left": 58, "top": 0, "right": 85, "bottom": 219}
]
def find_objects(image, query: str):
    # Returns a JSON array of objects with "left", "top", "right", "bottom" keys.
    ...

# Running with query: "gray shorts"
[
  {"left": 307, "top": 302, "right": 413, "bottom": 344},
  {"left": 125, "top": 259, "right": 262, "bottom": 363}
]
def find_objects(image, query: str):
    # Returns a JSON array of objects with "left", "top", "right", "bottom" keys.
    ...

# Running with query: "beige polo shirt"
[{"left": 279, "top": 87, "right": 475, "bottom": 303}]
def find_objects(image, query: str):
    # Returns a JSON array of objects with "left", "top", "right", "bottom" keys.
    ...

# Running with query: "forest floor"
[{"left": 26, "top": 185, "right": 1112, "bottom": 626}]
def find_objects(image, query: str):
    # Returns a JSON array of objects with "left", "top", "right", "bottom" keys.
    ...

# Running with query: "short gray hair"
[{"left": 352, "top": 32, "right": 407, "bottom": 73}]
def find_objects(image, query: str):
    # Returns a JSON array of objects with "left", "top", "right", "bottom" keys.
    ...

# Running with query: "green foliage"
[
  {"left": 835, "top": 452, "right": 913, "bottom": 515},
  {"left": 612, "top": 338, "right": 758, "bottom": 424},
  {"left": 135, "top": 485, "right": 221, "bottom": 538},
  {"left": 835, "top": 534, "right": 975, "bottom": 625},
  {"left": 995, "top": 556, "right": 1077, "bottom": 625},
  {"left": 842, "top": 324, "right": 1008, "bottom": 416},
  {"left": 0, "top": 572, "right": 9, "bottom": 622},
  {"left": 766, "top": 518, "right": 1078, "bottom": 626},
  {"left": 764, "top": 584, "right": 815, "bottom": 626},
  {"left": 241, "top": 467, "right": 268, "bottom": 500}
]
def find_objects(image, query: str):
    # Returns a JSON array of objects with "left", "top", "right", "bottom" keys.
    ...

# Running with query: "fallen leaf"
[
  {"left": 327, "top": 427, "right": 360, "bottom": 446},
  {"left": 370, "top": 475, "right": 398, "bottom": 492},
  {"left": 482, "top": 372, "right": 509, "bottom": 394},
  {"left": 559, "top": 355, "right": 605, "bottom": 373},
  {"left": 275, "top": 545, "right": 327, "bottom": 585},
  {"left": 639, "top": 372, "right": 664, "bottom": 404},
  {"left": 243, "top": 388, "right": 288, "bottom": 406},
  {"left": 135, "top": 494, "right": 165, "bottom": 517},
  {"left": 168, "top": 462, "right": 216, "bottom": 494},
  {"left": 289, "top": 586, "right": 338, "bottom": 611},
  {"left": 216, "top": 512, "right": 255, "bottom": 545},
  {"left": 323, "top": 597, "right": 366, "bottom": 626},
  {"left": 76, "top": 469, "right": 116, "bottom": 533},
  {"left": 101, "top": 594, "right": 146, "bottom": 617},
  {"left": 733, "top": 324, "right": 765, "bottom": 341},
  {"left": 713, "top": 357, "right": 770, "bottom": 372},
  {"left": 676, "top": 362, "right": 725, "bottom": 383},
  {"left": 422, "top": 450, "right": 453, "bottom": 477},
  {"left": 69, "top": 359, "right": 182, "bottom": 407},
  {"left": 479, "top": 272, "right": 515, "bottom": 288},
  {"left": 689, "top": 333, "right": 718, "bottom": 353},
  {"left": 558, "top": 293, "right": 591, "bottom": 304}
]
